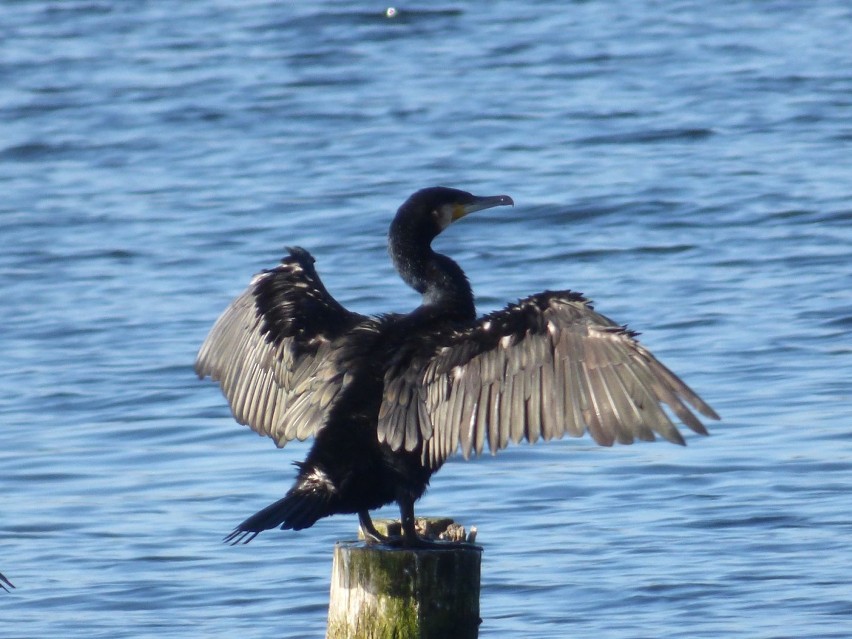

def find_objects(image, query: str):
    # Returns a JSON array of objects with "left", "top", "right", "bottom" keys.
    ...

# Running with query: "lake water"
[{"left": 1, "top": 1, "right": 851, "bottom": 637}]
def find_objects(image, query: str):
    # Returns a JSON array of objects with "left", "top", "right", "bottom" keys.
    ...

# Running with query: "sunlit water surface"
[{"left": 1, "top": 2, "right": 851, "bottom": 638}]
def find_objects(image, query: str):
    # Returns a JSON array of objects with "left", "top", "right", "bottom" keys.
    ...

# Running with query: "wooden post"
[{"left": 326, "top": 519, "right": 482, "bottom": 639}]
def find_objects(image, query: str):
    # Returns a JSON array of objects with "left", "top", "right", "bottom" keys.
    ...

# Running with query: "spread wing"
[
  {"left": 195, "top": 247, "right": 365, "bottom": 446},
  {"left": 377, "top": 291, "right": 719, "bottom": 468}
]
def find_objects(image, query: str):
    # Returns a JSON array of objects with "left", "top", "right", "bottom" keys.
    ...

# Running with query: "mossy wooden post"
[{"left": 326, "top": 520, "right": 482, "bottom": 639}]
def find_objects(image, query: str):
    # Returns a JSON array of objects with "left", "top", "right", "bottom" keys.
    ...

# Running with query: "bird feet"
[
  {"left": 358, "top": 512, "right": 478, "bottom": 548},
  {"left": 368, "top": 534, "right": 477, "bottom": 550}
]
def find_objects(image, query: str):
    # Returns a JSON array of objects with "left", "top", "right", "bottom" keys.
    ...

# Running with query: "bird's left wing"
[
  {"left": 195, "top": 247, "right": 365, "bottom": 446},
  {"left": 377, "top": 291, "right": 719, "bottom": 468}
]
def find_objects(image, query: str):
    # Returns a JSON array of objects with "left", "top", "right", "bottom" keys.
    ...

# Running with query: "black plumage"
[
  {"left": 195, "top": 186, "right": 719, "bottom": 545},
  {"left": 0, "top": 572, "right": 13, "bottom": 592}
]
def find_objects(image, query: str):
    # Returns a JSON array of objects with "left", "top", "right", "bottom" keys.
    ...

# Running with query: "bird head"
[{"left": 391, "top": 186, "right": 514, "bottom": 245}]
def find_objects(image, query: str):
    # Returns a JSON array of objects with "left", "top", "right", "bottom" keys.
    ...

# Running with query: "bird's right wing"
[
  {"left": 195, "top": 247, "right": 365, "bottom": 447},
  {"left": 378, "top": 291, "right": 719, "bottom": 468}
]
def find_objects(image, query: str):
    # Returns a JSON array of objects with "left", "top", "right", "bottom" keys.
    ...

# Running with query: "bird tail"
[
  {"left": 0, "top": 572, "right": 14, "bottom": 592},
  {"left": 224, "top": 465, "right": 336, "bottom": 544}
]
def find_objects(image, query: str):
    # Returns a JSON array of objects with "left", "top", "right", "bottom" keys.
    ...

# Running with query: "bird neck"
[{"left": 391, "top": 240, "right": 476, "bottom": 321}]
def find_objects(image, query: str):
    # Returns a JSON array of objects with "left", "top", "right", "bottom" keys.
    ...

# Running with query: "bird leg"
[
  {"left": 397, "top": 498, "right": 454, "bottom": 548},
  {"left": 398, "top": 498, "right": 479, "bottom": 548},
  {"left": 361, "top": 501, "right": 474, "bottom": 548},
  {"left": 358, "top": 500, "right": 426, "bottom": 547},
  {"left": 399, "top": 497, "right": 420, "bottom": 545},
  {"left": 358, "top": 510, "right": 394, "bottom": 544}
]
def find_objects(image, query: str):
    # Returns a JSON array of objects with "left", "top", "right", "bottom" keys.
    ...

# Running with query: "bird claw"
[
  {"left": 363, "top": 531, "right": 402, "bottom": 546},
  {"left": 364, "top": 532, "right": 476, "bottom": 550}
]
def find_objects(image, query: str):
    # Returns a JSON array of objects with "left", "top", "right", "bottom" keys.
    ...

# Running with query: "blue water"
[{"left": 2, "top": 1, "right": 851, "bottom": 637}]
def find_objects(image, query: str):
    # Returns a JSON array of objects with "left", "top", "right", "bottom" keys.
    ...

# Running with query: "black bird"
[
  {"left": 0, "top": 572, "right": 13, "bottom": 592},
  {"left": 196, "top": 187, "right": 719, "bottom": 546}
]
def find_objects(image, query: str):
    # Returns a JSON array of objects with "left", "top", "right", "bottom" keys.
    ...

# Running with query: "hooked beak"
[{"left": 453, "top": 194, "right": 514, "bottom": 221}]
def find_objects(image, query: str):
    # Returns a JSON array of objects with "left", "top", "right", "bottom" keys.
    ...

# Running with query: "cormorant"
[{"left": 196, "top": 187, "right": 719, "bottom": 546}]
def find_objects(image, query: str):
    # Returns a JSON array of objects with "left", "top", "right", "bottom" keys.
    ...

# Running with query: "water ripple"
[{"left": 2, "top": 1, "right": 851, "bottom": 638}]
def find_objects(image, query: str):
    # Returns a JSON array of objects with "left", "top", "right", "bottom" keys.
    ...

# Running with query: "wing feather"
[
  {"left": 471, "top": 387, "right": 489, "bottom": 458},
  {"left": 527, "top": 366, "right": 543, "bottom": 444},
  {"left": 487, "top": 389, "right": 500, "bottom": 455},
  {"left": 598, "top": 341, "right": 655, "bottom": 442},
  {"left": 195, "top": 248, "right": 364, "bottom": 446},
  {"left": 509, "top": 370, "right": 525, "bottom": 444},
  {"left": 566, "top": 358, "right": 588, "bottom": 438},
  {"left": 376, "top": 290, "right": 719, "bottom": 468}
]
